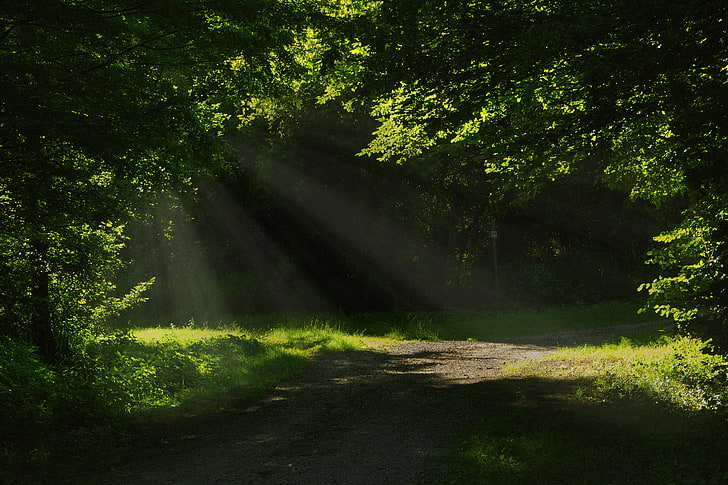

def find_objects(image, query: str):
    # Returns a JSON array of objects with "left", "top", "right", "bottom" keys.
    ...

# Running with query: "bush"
[
  {"left": 599, "top": 336, "right": 728, "bottom": 412},
  {"left": 0, "top": 338, "right": 56, "bottom": 437},
  {"left": 0, "top": 338, "right": 105, "bottom": 441},
  {"left": 85, "top": 332, "right": 209, "bottom": 411},
  {"left": 640, "top": 198, "right": 728, "bottom": 339}
]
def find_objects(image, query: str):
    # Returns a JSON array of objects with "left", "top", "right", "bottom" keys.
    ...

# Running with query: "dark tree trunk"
[{"left": 29, "top": 238, "right": 58, "bottom": 364}]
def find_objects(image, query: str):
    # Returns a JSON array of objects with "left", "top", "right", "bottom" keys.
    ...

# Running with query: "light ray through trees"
[
  {"left": 196, "top": 179, "right": 332, "bottom": 313},
  {"left": 251, "top": 155, "right": 484, "bottom": 309}
]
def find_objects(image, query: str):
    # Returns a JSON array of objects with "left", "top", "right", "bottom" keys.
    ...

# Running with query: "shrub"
[
  {"left": 0, "top": 338, "right": 106, "bottom": 441},
  {"left": 0, "top": 338, "right": 57, "bottom": 437},
  {"left": 599, "top": 336, "right": 728, "bottom": 412}
]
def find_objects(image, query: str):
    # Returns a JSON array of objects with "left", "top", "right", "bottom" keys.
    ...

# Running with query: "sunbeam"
[
  {"left": 255, "top": 155, "right": 486, "bottom": 310},
  {"left": 196, "top": 179, "right": 333, "bottom": 313},
  {"left": 145, "top": 198, "right": 231, "bottom": 322}
]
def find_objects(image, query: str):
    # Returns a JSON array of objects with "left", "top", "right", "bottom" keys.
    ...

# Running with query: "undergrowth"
[
  {"left": 446, "top": 331, "right": 728, "bottom": 484},
  {"left": 0, "top": 322, "right": 373, "bottom": 483},
  {"left": 505, "top": 334, "right": 728, "bottom": 413}
]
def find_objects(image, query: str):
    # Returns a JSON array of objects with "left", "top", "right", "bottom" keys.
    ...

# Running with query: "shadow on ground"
[{"left": 106, "top": 337, "right": 726, "bottom": 485}]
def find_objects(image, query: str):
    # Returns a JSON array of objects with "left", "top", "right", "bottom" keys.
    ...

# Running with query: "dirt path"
[{"left": 111, "top": 322, "right": 668, "bottom": 485}]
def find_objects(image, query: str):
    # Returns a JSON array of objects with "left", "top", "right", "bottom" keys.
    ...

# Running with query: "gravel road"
[{"left": 111, "top": 321, "right": 669, "bottom": 485}]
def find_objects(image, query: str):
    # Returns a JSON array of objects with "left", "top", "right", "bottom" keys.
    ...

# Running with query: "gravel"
[{"left": 111, "top": 321, "right": 670, "bottom": 485}]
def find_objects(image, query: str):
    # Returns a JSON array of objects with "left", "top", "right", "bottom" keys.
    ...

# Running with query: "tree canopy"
[
  {"left": 352, "top": 0, "right": 728, "bottom": 332},
  {"left": 2, "top": 0, "right": 726, "bottom": 363},
  {"left": 0, "top": 0, "right": 308, "bottom": 362}
]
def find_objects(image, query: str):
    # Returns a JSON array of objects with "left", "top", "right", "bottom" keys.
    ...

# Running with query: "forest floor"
[{"left": 108, "top": 322, "right": 668, "bottom": 485}]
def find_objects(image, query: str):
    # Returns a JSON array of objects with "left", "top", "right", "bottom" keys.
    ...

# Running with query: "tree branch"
[{"left": 73, "top": 29, "right": 184, "bottom": 76}]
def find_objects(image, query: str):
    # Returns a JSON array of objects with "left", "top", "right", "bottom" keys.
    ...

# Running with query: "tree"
[
  {"left": 0, "top": 0, "right": 306, "bottom": 363},
  {"left": 348, "top": 0, "right": 728, "bottom": 332}
]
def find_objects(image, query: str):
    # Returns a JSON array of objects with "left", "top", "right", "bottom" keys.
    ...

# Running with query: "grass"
[
  {"left": 123, "top": 323, "right": 386, "bottom": 413},
  {"left": 2, "top": 300, "right": 721, "bottom": 483},
  {"left": 0, "top": 322, "right": 386, "bottom": 484},
  {"left": 504, "top": 334, "right": 728, "bottom": 412},
  {"left": 445, "top": 332, "right": 728, "bottom": 484},
  {"left": 444, "top": 385, "right": 728, "bottom": 484},
  {"left": 131, "top": 298, "right": 655, "bottom": 342}
]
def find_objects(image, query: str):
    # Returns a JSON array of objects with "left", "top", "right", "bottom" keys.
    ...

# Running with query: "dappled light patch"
[
  {"left": 504, "top": 334, "right": 728, "bottom": 413},
  {"left": 263, "top": 326, "right": 363, "bottom": 353}
]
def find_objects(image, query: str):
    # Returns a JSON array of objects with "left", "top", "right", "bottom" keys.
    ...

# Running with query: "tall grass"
[{"left": 504, "top": 334, "right": 728, "bottom": 412}]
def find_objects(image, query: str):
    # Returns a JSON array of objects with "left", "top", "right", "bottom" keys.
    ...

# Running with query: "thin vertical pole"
[{"left": 491, "top": 219, "right": 499, "bottom": 292}]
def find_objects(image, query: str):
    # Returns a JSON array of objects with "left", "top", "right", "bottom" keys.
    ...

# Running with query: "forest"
[{"left": 1, "top": 0, "right": 727, "bottom": 482}]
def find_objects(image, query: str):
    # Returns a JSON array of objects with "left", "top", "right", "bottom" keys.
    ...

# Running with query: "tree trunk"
[{"left": 29, "top": 237, "right": 58, "bottom": 364}]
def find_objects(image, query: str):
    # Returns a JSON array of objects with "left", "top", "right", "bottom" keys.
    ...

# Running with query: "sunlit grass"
[
  {"left": 446, "top": 330, "right": 728, "bottom": 484},
  {"left": 264, "top": 324, "right": 367, "bottom": 353},
  {"left": 504, "top": 334, "right": 728, "bottom": 412},
  {"left": 133, "top": 326, "right": 246, "bottom": 344},
  {"left": 503, "top": 335, "right": 671, "bottom": 380},
  {"left": 134, "top": 321, "right": 394, "bottom": 352},
  {"left": 114, "top": 321, "right": 387, "bottom": 415}
]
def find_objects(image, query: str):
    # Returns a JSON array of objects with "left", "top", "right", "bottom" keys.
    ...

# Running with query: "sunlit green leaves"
[
  {"left": 361, "top": 84, "right": 453, "bottom": 162},
  {"left": 641, "top": 200, "right": 728, "bottom": 324},
  {"left": 350, "top": 0, "right": 728, "bottom": 331},
  {"left": 0, "top": 0, "right": 313, "bottom": 360}
]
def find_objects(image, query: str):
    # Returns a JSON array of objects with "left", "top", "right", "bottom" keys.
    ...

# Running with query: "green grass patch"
[
  {"left": 444, "top": 383, "right": 728, "bottom": 484},
  {"left": 446, "top": 329, "right": 728, "bottom": 484},
  {"left": 95, "top": 322, "right": 379, "bottom": 415},
  {"left": 0, "top": 321, "right": 381, "bottom": 484},
  {"left": 505, "top": 334, "right": 728, "bottom": 412}
]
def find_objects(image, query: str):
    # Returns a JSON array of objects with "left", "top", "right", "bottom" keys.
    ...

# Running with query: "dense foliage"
[
  {"left": 0, "top": 0, "right": 307, "bottom": 362},
  {"left": 348, "top": 0, "right": 728, "bottom": 334},
  {"left": 1, "top": 0, "right": 726, "bottom": 365}
]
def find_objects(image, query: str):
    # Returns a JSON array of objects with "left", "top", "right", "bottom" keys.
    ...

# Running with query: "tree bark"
[{"left": 29, "top": 237, "right": 58, "bottom": 364}]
